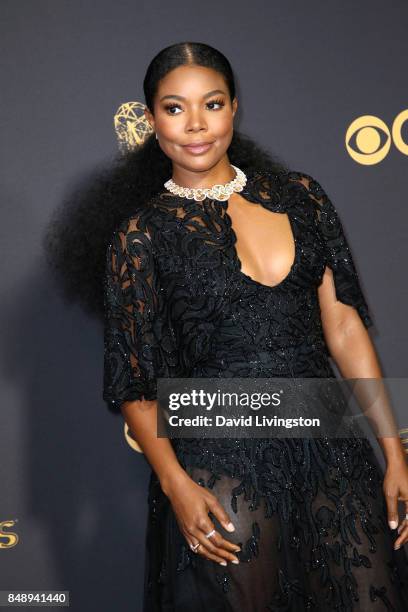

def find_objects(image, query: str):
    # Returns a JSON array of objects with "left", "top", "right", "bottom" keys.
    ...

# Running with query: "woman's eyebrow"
[{"left": 159, "top": 89, "right": 226, "bottom": 102}]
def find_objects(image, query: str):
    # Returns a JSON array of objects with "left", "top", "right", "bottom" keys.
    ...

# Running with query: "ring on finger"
[
  {"left": 205, "top": 529, "right": 216, "bottom": 539},
  {"left": 190, "top": 542, "right": 200, "bottom": 553}
]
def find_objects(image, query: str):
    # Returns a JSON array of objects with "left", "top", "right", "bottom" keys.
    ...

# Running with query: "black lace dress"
[{"left": 103, "top": 169, "right": 408, "bottom": 611}]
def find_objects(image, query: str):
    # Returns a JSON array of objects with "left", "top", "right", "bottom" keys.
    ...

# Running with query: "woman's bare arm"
[
  {"left": 121, "top": 398, "right": 241, "bottom": 565},
  {"left": 318, "top": 267, "right": 408, "bottom": 549},
  {"left": 121, "top": 398, "right": 186, "bottom": 492},
  {"left": 318, "top": 266, "right": 406, "bottom": 463}
]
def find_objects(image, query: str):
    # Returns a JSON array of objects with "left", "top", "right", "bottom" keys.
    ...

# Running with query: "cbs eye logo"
[{"left": 346, "top": 110, "right": 408, "bottom": 165}]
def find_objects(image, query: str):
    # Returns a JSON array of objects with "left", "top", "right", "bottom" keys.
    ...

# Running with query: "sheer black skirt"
[{"left": 143, "top": 438, "right": 408, "bottom": 612}]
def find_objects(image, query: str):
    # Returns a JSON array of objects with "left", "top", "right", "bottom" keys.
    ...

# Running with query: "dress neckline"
[{"left": 154, "top": 168, "right": 300, "bottom": 291}]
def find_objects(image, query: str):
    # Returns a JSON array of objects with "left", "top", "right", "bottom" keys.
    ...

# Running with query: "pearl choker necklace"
[{"left": 163, "top": 164, "right": 247, "bottom": 202}]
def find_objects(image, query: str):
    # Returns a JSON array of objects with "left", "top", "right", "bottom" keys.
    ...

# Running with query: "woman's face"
[{"left": 145, "top": 65, "right": 237, "bottom": 176}]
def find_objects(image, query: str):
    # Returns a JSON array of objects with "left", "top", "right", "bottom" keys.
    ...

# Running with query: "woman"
[
  {"left": 45, "top": 41, "right": 408, "bottom": 610},
  {"left": 100, "top": 42, "right": 408, "bottom": 611}
]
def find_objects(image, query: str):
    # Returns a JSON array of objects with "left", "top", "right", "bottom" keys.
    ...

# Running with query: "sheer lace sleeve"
[
  {"left": 290, "top": 171, "right": 374, "bottom": 329},
  {"left": 103, "top": 213, "right": 162, "bottom": 413}
]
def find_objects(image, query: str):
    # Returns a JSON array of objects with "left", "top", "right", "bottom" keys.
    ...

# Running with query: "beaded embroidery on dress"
[{"left": 103, "top": 169, "right": 408, "bottom": 611}]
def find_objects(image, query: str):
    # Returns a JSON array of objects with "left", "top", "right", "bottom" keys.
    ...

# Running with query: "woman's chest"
[{"left": 153, "top": 203, "right": 326, "bottom": 300}]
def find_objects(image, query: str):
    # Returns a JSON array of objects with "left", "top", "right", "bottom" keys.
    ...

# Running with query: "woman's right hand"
[{"left": 161, "top": 470, "right": 241, "bottom": 566}]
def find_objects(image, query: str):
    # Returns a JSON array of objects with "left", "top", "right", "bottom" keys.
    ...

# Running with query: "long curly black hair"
[{"left": 43, "top": 41, "right": 290, "bottom": 322}]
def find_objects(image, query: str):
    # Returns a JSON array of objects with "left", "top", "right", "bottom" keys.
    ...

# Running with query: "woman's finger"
[
  {"left": 186, "top": 534, "right": 229, "bottom": 565},
  {"left": 384, "top": 486, "right": 399, "bottom": 529},
  {"left": 206, "top": 494, "right": 236, "bottom": 533},
  {"left": 194, "top": 542, "right": 229, "bottom": 565},
  {"left": 397, "top": 511, "right": 408, "bottom": 535},
  {"left": 394, "top": 523, "right": 408, "bottom": 550},
  {"left": 206, "top": 529, "right": 241, "bottom": 554},
  {"left": 190, "top": 518, "right": 240, "bottom": 564}
]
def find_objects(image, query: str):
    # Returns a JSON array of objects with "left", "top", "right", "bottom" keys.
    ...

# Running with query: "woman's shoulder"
[
  {"left": 266, "top": 168, "right": 331, "bottom": 209},
  {"left": 252, "top": 167, "right": 314, "bottom": 190},
  {"left": 258, "top": 167, "right": 320, "bottom": 189},
  {"left": 116, "top": 199, "right": 162, "bottom": 232},
  {"left": 253, "top": 167, "right": 329, "bottom": 208},
  {"left": 108, "top": 204, "right": 161, "bottom": 254}
]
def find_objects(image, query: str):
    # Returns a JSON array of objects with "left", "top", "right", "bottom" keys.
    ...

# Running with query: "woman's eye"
[
  {"left": 207, "top": 100, "right": 224, "bottom": 110},
  {"left": 165, "top": 104, "right": 182, "bottom": 115},
  {"left": 164, "top": 100, "right": 225, "bottom": 115}
]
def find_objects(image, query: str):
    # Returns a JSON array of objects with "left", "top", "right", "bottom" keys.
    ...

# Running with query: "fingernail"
[
  {"left": 232, "top": 559, "right": 239, "bottom": 564},
  {"left": 219, "top": 561, "right": 227, "bottom": 566},
  {"left": 234, "top": 547, "right": 241, "bottom": 553},
  {"left": 225, "top": 522, "right": 235, "bottom": 532},
  {"left": 394, "top": 545, "right": 400, "bottom": 550},
  {"left": 389, "top": 520, "right": 398, "bottom": 530}
]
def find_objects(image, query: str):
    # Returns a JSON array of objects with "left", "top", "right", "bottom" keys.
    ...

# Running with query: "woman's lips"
[{"left": 182, "top": 142, "right": 213, "bottom": 155}]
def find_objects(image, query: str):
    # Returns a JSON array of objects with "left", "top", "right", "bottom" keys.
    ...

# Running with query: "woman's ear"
[
  {"left": 232, "top": 97, "right": 238, "bottom": 118},
  {"left": 144, "top": 106, "right": 155, "bottom": 132}
]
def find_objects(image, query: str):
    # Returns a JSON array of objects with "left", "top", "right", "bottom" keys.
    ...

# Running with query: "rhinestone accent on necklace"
[{"left": 163, "top": 164, "right": 247, "bottom": 202}]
